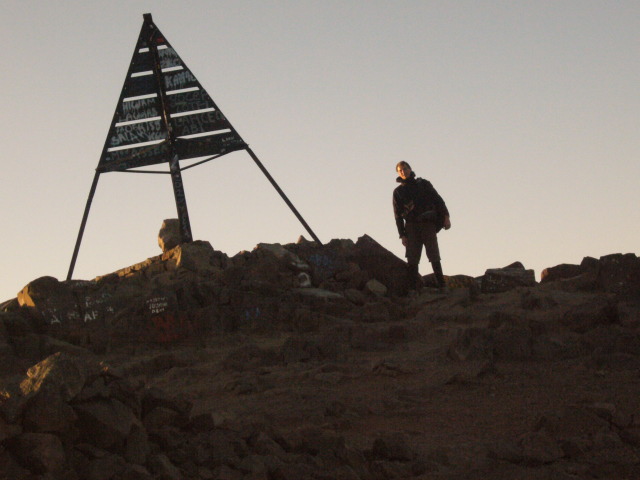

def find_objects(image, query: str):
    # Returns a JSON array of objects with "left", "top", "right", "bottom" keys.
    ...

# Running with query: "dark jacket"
[{"left": 393, "top": 172, "right": 449, "bottom": 237}]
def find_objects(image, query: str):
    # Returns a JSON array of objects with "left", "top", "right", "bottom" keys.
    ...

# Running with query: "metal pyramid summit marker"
[
  {"left": 98, "top": 13, "right": 246, "bottom": 173},
  {"left": 67, "top": 13, "right": 321, "bottom": 280}
]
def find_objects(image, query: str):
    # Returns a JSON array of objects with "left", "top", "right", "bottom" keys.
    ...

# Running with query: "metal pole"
[
  {"left": 146, "top": 13, "right": 193, "bottom": 243},
  {"left": 169, "top": 154, "right": 193, "bottom": 242},
  {"left": 67, "top": 171, "right": 101, "bottom": 280},
  {"left": 245, "top": 147, "right": 322, "bottom": 245}
]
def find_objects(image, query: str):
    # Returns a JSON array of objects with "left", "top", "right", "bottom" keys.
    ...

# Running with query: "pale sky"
[{"left": 1, "top": 1, "right": 638, "bottom": 301}]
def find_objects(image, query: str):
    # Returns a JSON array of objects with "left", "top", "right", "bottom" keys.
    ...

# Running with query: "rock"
[
  {"left": 532, "top": 333, "right": 585, "bottom": 360},
  {"left": 84, "top": 453, "right": 126, "bottom": 480},
  {"left": 167, "top": 240, "right": 228, "bottom": 274},
  {"left": 17, "top": 276, "right": 64, "bottom": 308},
  {"left": 371, "top": 433, "right": 415, "bottom": 461},
  {"left": 188, "top": 412, "right": 217, "bottom": 433},
  {"left": 448, "top": 327, "right": 495, "bottom": 361},
  {"left": 444, "top": 274, "right": 479, "bottom": 290},
  {"left": 22, "top": 388, "right": 78, "bottom": 434},
  {"left": 212, "top": 464, "right": 244, "bottom": 480},
  {"left": 0, "top": 447, "right": 31, "bottom": 479},
  {"left": 280, "top": 336, "right": 334, "bottom": 364},
  {"left": 365, "top": 279, "right": 388, "bottom": 297},
  {"left": 158, "top": 219, "right": 181, "bottom": 253},
  {"left": 292, "top": 287, "right": 344, "bottom": 300},
  {"left": 536, "top": 405, "right": 611, "bottom": 443},
  {"left": 518, "top": 431, "right": 564, "bottom": 464},
  {"left": 121, "top": 464, "right": 154, "bottom": 480},
  {"left": 251, "top": 431, "right": 287, "bottom": 458},
  {"left": 148, "top": 453, "right": 182, "bottom": 480},
  {"left": 296, "top": 272, "right": 312, "bottom": 287},
  {"left": 618, "top": 301, "right": 640, "bottom": 327},
  {"left": 0, "top": 415, "right": 21, "bottom": 444},
  {"left": 481, "top": 263, "right": 536, "bottom": 293},
  {"left": 541, "top": 263, "right": 584, "bottom": 283},
  {"left": 20, "top": 352, "right": 102, "bottom": 402},
  {"left": 560, "top": 296, "right": 617, "bottom": 333},
  {"left": 17, "top": 276, "right": 80, "bottom": 325},
  {"left": 255, "top": 243, "right": 309, "bottom": 271},
  {"left": 597, "top": 253, "right": 640, "bottom": 296},
  {"left": 492, "top": 324, "right": 533, "bottom": 360},
  {"left": 352, "top": 235, "right": 409, "bottom": 295},
  {"left": 141, "top": 386, "right": 192, "bottom": 420},
  {"left": 344, "top": 288, "right": 367, "bottom": 306},
  {"left": 9, "top": 432, "right": 67, "bottom": 474},
  {"left": 74, "top": 398, "right": 140, "bottom": 450},
  {"left": 289, "top": 238, "right": 353, "bottom": 285},
  {"left": 5, "top": 232, "right": 640, "bottom": 480},
  {"left": 143, "top": 406, "right": 180, "bottom": 432},
  {"left": 124, "top": 423, "right": 150, "bottom": 465}
]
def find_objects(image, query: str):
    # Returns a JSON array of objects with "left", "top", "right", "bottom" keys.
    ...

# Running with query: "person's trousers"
[
  {"left": 405, "top": 221, "right": 443, "bottom": 289},
  {"left": 405, "top": 221, "right": 440, "bottom": 265}
]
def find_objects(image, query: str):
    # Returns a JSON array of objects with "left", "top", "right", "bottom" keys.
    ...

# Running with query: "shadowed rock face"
[{"left": 1, "top": 232, "right": 639, "bottom": 479}]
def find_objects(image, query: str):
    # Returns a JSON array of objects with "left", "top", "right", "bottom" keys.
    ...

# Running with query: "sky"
[{"left": 1, "top": 1, "right": 638, "bottom": 301}]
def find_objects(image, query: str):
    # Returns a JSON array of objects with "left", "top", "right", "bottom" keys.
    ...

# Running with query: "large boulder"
[
  {"left": 597, "top": 253, "right": 640, "bottom": 297},
  {"left": 19, "top": 351, "right": 102, "bottom": 402},
  {"left": 17, "top": 276, "right": 78, "bottom": 324},
  {"left": 481, "top": 262, "right": 536, "bottom": 293},
  {"left": 288, "top": 238, "right": 354, "bottom": 286},
  {"left": 158, "top": 218, "right": 181, "bottom": 253},
  {"left": 352, "top": 235, "right": 409, "bottom": 296},
  {"left": 164, "top": 240, "right": 228, "bottom": 275},
  {"left": 541, "top": 263, "right": 585, "bottom": 283}
]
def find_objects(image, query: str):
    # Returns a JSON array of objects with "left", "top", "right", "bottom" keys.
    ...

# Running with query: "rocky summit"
[{"left": 1, "top": 226, "right": 640, "bottom": 480}]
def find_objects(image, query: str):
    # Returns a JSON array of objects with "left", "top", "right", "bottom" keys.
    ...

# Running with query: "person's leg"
[
  {"left": 423, "top": 223, "right": 445, "bottom": 288},
  {"left": 432, "top": 260, "right": 445, "bottom": 288},
  {"left": 404, "top": 223, "right": 422, "bottom": 291}
]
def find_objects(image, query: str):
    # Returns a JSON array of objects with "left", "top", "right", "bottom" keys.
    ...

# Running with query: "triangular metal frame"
[{"left": 67, "top": 13, "right": 321, "bottom": 280}]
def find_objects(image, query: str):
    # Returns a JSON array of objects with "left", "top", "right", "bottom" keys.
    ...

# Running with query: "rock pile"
[
  {"left": 0, "top": 352, "right": 385, "bottom": 480},
  {"left": 1, "top": 225, "right": 639, "bottom": 479}
]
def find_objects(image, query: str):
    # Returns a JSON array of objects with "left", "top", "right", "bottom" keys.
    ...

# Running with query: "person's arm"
[
  {"left": 392, "top": 191, "right": 407, "bottom": 240},
  {"left": 422, "top": 180, "right": 450, "bottom": 229}
]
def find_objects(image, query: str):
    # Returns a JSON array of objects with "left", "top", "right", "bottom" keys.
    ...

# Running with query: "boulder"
[
  {"left": 481, "top": 262, "right": 536, "bottom": 293},
  {"left": 371, "top": 433, "right": 415, "bottom": 461},
  {"left": 289, "top": 238, "right": 354, "bottom": 285},
  {"left": 541, "top": 263, "right": 584, "bottom": 283},
  {"left": 8, "top": 432, "right": 67, "bottom": 474},
  {"left": 20, "top": 351, "right": 102, "bottom": 402},
  {"left": 84, "top": 453, "right": 127, "bottom": 480},
  {"left": 124, "top": 423, "right": 151, "bottom": 465},
  {"left": 158, "top": 218, "right": 181, "bottom": 253},
  {"left": 597, "top": 253, "right": 640, "bottom": 297},
  {"left": 254, "top": 243, "right": 309, "bottom": 271},
  {"left": 365, "top": 279, "right": 388, "bottom": 297},
  {"left": 352, "top": 235, "right": 409, "bottom": 296},
  {"left": 148, "top": 453, "right": 182, "bottom": 480},
  {"left": 22, "top": 388, "right": 78, "bottom": 434},
  {"left": 17, "top": 276, "right": 79, "bottom": 325},
  {"left": 74, "top": 398, "right": 140, "bottom": 450},
  {"left": 518, "top": 431, "right": 564, "bottom": 465},
  {"left": 448, "top": 327, "right": 495, "bottom": 361},
  {"left": 166, "top": 240, "right": 228, "bottom": 274}
]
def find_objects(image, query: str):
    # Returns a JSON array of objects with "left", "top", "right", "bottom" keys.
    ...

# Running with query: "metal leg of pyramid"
[
  {"left": 169, "top": 154, "right": 193, "bottom": 243},
  {"left": 246, "top": 147, "right": 322, "bottom": 245},
  {"left": 67, "top": 172, "right": 101, "bottom": 281}
]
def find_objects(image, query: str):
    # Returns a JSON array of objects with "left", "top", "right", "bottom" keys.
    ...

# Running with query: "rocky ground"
[{"left": 1, "top": 228, "right": 639, "bottom": 479}]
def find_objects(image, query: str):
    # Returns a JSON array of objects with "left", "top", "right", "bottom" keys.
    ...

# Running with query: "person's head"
[{"left": 396, "top": 161, "right": 412, "bottom": 180}]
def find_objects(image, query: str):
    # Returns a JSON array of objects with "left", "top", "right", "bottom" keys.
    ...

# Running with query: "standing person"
[{"left": 392, "top": 161, "right": 451, "bottom": 291}]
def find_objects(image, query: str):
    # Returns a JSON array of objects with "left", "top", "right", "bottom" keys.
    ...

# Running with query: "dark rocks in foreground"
[{"left": 0, "top": 229, "right": 639, "bottom": 479}]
